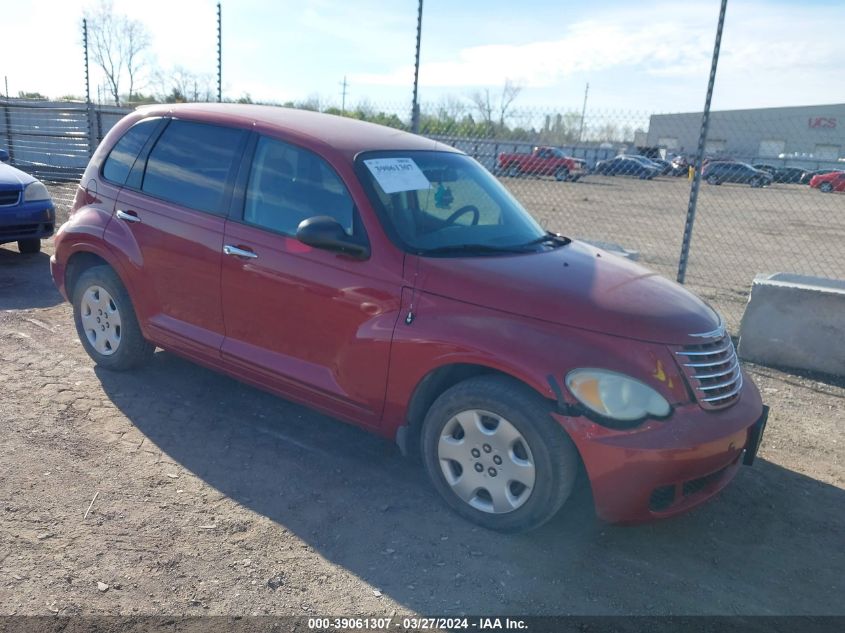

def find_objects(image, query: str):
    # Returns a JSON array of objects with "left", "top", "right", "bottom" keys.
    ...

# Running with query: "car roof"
[{"left": 134, "top": 103, "right": 459, "bottom": 160}]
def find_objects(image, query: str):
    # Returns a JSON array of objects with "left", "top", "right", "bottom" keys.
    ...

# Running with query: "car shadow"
[
  {"left": 0, "top": 247, "right": 64, "bottom": 309},
  {"left": 93, "top": 351, "right": 845, "bottom": 615}
]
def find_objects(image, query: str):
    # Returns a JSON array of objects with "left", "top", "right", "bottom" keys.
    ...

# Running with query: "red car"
[
  {"left": 51, "top": 104, "right": 767, "bottom": 532},
  {"left": 809, "top": 170, "right": 845, "bottom": 193},
  {"left": 498, "top": 146, "right": 586, "bottom": 181}
]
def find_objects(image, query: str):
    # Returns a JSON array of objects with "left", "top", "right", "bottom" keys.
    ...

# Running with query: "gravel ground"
[{"left": 0, "top": 183, "right": 842, "bottom": 617}]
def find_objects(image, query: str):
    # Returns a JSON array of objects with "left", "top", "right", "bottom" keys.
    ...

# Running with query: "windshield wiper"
[
  {"left": 519, "top": 232, "right": 572, "bottom": 249},
  {"left": 419, "top": 243, "right": 531, "bottom": 256}
]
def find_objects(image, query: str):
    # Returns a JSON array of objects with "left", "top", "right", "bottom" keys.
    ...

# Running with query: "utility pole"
[
  {"left": 216, "top": 3, "right": 222, "bottom": 102},
  {"left": 4, "top": 76, "right": 8, "bottom": 99},
  {"left": 677, "top": 0, "right": 728, "bottom": 284},
  {"left": 578, "top": 82, "right": 589, "bottom": 143},
  {"left": 340, "top": 76, "right": 348, "bottom": 115},
  {"left": 411, "top": 0, "right": 423, "bottom": 133}
]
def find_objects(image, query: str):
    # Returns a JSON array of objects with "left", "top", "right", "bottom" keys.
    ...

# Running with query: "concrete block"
[{"left": 738, "top": 273, "right": 845, "bottom": 376}]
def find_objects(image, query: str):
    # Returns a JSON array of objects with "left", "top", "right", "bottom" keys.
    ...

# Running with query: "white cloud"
[{"left": 350, "top": 1, "right": 845, "bottom": 109}]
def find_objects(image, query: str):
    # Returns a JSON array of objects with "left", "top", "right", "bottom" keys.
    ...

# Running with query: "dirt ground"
[{"left": 0, "top": 183, "right": 843, "bottom": 617}]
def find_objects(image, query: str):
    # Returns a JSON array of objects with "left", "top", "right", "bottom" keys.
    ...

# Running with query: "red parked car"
[
  {"left": 51, "top": 104, "right": 768, "bottom": 532},
  {"left": 497, "top": 146, "right": 586, "bottom": 181},
  {"left": 809, "top": 170, "right": 845, "bottom": 193}
]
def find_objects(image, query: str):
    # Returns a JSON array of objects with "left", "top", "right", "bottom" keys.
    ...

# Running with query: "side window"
[
  {"left": 102, "top": 118, "right": 160, "bottom": 185},
  {"left": 142, "top": 120, "right": 246, "bottom": 215},
  {"left": 243, "top": 136, "right": 355, "bottom": 236}
]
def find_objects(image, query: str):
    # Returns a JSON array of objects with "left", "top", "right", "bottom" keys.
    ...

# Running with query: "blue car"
[{"left": 0, "top": 149, "right": 55, "bottom": 254}]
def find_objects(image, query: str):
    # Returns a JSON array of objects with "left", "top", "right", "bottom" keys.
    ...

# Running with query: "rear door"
[{"left": 109, "top": 119, "right": 248, "bottom": 360}]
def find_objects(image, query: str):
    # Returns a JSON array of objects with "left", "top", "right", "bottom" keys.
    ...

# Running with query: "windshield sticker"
[{"left": 364, "top": 158, "right": 431, "bottom": 194}]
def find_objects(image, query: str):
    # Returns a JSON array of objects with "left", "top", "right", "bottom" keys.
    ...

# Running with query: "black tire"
[
  {"left": 72, "top": 265, "right": 154, "bottom": 371},
  {"left": 507, "top": 165, "right": 520, "bottom": 178},
  {"left": 706, "top": 175, "right": 720, "bottom": 185},
  {"left": 554, "top": 167, "right": 569, "bottom": 182},
  {"left": 750, "top": 177, "right": 764, "bottom": 188},
  {"left": 17, "top": 238, "right": 41, "bottom": 254},
  {"left": 421, "top": 375, "right": 579, "bottom": 533},
  {"left": 820, "top": 182, "right": 833, "bottom": 193}
]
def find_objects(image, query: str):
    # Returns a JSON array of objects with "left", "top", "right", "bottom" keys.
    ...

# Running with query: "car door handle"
[
  {"left": 223, "top": 244, "right": 258, "bottom": 259},
  {"left": 115, "top": 209, "right": 141, "bottom": 223}
]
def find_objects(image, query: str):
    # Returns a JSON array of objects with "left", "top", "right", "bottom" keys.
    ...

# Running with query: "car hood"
[
  {"left": 415, "top": 240, "right": 720, "bottom": 344},
  {"left": 0, "top": 163, "right": 36, "bottom": 188}
]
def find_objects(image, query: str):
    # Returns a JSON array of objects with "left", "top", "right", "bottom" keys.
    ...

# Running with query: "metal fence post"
[
  {"left": 2, "top": 102, "right": 14, "bottom": 164},
  {"left": 676, "top": 0, "right": 728, "bottom": 284}
]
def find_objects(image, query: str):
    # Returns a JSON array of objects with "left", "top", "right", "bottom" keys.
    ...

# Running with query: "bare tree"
[
  {"left": 153, "top": 66, "right": 214, "bottom": 103},
  {"left": 86, "top": 0, "right": 151, "bottom": 105},
  {"left": 468, "top": 79, "right": 523, "bottom": 130},
  {"left": 468, "top": 89, "right": 494, "bottom": 127},
  {"left": 498, "top": 79, "right": 522, "bottom": 128}
]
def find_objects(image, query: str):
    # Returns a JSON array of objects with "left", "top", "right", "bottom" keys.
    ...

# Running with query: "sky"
[{"left": 3, "top": 0, "right": 845, "bottom": 116}]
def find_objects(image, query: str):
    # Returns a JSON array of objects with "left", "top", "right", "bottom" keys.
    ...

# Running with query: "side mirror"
[
  {"left": 0, "top": 149, "right": 9, "bottom": 163},
  {"left": 296, "top": 216, "right": 369, "bottom": 259}
]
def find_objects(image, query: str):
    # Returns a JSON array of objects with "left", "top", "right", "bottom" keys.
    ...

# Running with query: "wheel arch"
[{"left": 396, "top": 362, "right": 558, "bottom": 458}]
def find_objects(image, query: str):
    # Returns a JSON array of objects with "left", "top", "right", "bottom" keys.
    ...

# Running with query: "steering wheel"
[{"left": 444, "top": 205, "right": 480, "bottom": 227}]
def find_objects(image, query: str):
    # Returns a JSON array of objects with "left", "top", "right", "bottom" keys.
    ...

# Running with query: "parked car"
[
  {"left": 593, "top": 155, "right": 659, "bottom": 179},
  {"left": 649, "top": 158, "right": 674, "bottom": 176},
  {"left": 0, "top": 149, "right": 56, "bottom": 254},
  {"left": 752, "top": 163, "right": 778, "bottom": 175},
  {"left": 702, "top": 162, "right": 773, "bottom": 187},
  {"left": 800, "top": 168, "right": 840, "bottom": 185},
  {"left": 670, "top": 155, "right": 691, "bottom": 176},
  {"left": 497, "top": 146, "right": 587, "bottom": 181},
  {"left": 51, "top": 104, "right": 767, "bottom": 532},
  {"left": 809, "top": 170, "right": 845, "bottom": 193},
  {"left": 771, "top": 167, "right": 805, "bottom": 184}
]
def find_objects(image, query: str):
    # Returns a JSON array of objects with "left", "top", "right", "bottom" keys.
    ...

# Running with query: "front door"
[{"left": 220, "top": 135, "right": 402, "bottom": 426}]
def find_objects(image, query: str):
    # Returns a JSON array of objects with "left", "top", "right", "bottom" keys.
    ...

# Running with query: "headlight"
[
  {"left": 24, "top": 181, "right": 51, "bottom": 202},
  {"left": 565, "top": 369, "right": 671, "bottom": 422}
]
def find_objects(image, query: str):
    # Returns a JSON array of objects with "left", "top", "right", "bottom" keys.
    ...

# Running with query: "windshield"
[{"left": 356, "top": 151, "right": 548, "bottom": 256}]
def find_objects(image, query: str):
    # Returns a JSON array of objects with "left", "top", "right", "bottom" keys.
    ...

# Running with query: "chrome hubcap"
[
  {"left": 438, "top": 409, "right": 536, "bottom": 514},
  {"left": 80, "top": 285, "right": 122, "bottom": 356}
]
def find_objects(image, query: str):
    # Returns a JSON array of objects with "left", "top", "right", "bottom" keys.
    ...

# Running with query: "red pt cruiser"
[{"left": 51, "top": 104, "right": 768, "bottom": 532}]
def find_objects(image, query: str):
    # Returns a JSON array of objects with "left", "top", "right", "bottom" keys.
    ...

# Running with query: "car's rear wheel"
[
  {"left": 72, "top": 265, "right": 154, "bottom": 370},
  {"left": 421, "top": 375, "right": 578, "bottom": 533},
  {"left": 554, "top": 167, "right": 569, "bottom": 182},
  {"left": 820, "top": 182, "right": 833, "bottom": 193},
  {"left": 706, "top": 175, "right": 720, "bottom": 185},
  {"left": 17, "top": 239, "right": 41, "bottom": 254},
  {"left": 507, "top": 165, "right": 520, "bottom": 178}
]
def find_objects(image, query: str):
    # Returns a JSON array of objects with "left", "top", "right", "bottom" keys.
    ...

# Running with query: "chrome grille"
[{"left": 675, "top": 331, "right": 742, "bottom": 410}]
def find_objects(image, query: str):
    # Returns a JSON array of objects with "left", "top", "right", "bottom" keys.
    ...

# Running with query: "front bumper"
[
  {"left": 555, "top": 378, "right": 766, "bottom": 523},
  {"left": 0, "top": 200, "right": 55, "bottom": 244}
]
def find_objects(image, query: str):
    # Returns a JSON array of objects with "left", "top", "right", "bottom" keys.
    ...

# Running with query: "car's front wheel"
[
  {"left": 72, "top": 265, "right": 154, "bottom": 370},
  {"left": 554, "top": 167, "right": 570, "bottom": 182},
  {"left": 421, "top": 375, "right": 578, "bottom": 533},
  {"left": 820, "top": 182, "right": 833, "bottom": 193},
  {"left": 17, "top": 238, "right": 41, "bottom": 254},
  {"left": 706, "top": 175, "right": 720, "bottom": 185}
]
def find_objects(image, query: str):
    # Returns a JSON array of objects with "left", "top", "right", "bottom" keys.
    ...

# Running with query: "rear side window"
[
  {"left": 142, "top": 120, "right": 246, "bottom": 215},
  {"left": 243, "top": 136, "right": 355, "bottom": 236},
  {"left": 102, "top": 118, "right": 160, "bottom": 185}
]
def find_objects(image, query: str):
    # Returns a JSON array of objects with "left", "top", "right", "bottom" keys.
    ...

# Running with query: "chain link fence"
[{"left": 3, "top": 98, "right": 843, "bottom": 330}]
